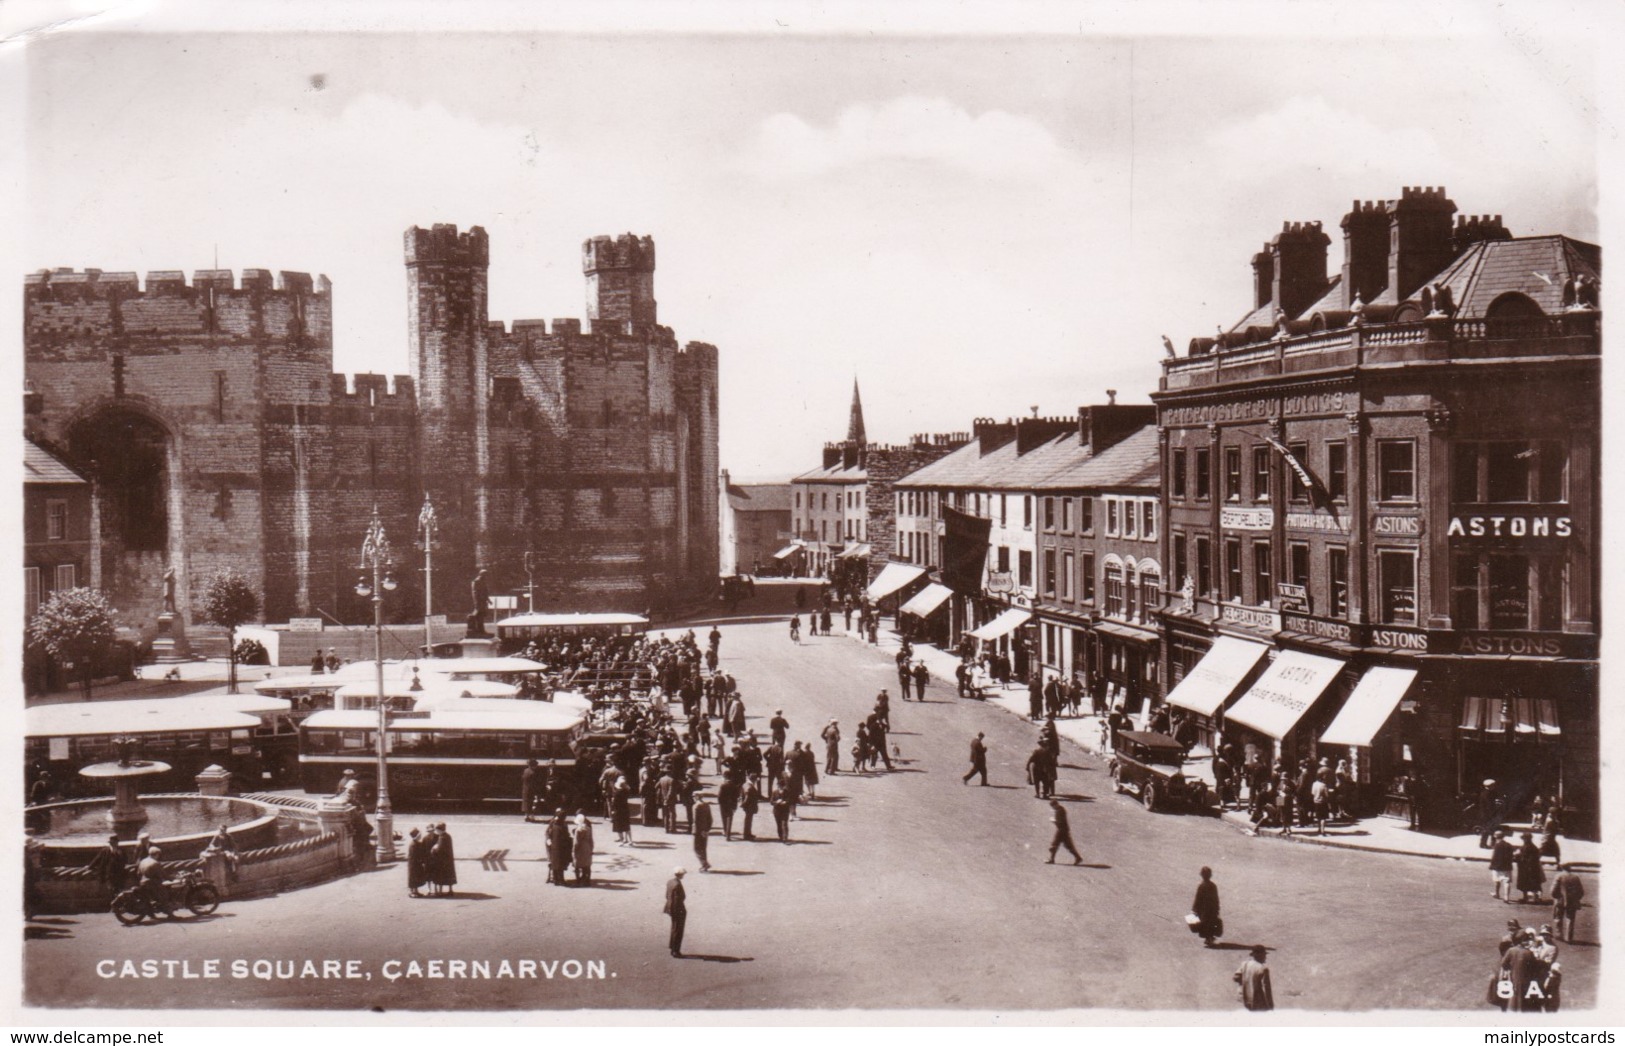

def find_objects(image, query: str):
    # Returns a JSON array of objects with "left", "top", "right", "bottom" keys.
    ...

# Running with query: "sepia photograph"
[{"left": 3, "top": 0, "right": 1615, "bottom": 1027}]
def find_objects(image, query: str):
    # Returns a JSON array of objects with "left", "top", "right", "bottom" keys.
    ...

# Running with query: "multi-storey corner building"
[{"left": 1153, "top": 186, "right": 1599, "bottom": 834}]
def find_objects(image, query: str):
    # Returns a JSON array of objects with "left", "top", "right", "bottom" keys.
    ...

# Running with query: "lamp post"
[
  {"left": 417, "top": 495, "right": 438, "bottom": 656},
  {"left": 355, "top": 506, "right": 399, "bottom": 863}
]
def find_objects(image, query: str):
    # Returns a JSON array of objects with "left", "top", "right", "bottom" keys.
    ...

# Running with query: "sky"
[{"left": 10, "top": 5, "right": 1604, "bottom": 483}]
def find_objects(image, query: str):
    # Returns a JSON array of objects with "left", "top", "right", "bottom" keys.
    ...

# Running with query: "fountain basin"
[{"left": 28, "top": 795, "right": 293, "bottom": 861}]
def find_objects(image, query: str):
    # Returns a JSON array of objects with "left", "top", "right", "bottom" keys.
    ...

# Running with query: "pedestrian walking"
[
  {"left": 769, "top": 710, "right": 789, "bottom": 748},
  {"left": 771, "top": 782, "right": 793, "bottom": 843},
  {"left": 789, "top": 615, "right": 801, "bottom": 644},
  {"left": 657, "top": 772, "right": 679, "bottom": 834},
  {"left": 1190, "top": 867, "right": 1222, "bottom": 946},
  {"left": 820, "top": 608, "right": 832, "bottom": 636},
  {"left": 717, "top": 775, "right": 741, "bottom": 840},
  {"left": 912, "top": 661, "right": 930, "bottom": 701},
  {"left": 692, "top": 797, "right": 714, "bottom": 872},
  {"left": 1515, "top": 831, "right": 1546, "bottom": 903},
  {"left": 740, "top": 775, "right": 762, "bottom": 841},
  {"left": 611, "top": 779, "right": 633, "bottom": 845},
  {"left": 664, "top": 867, "right": 687, "bottom": 957},
  {"left": 571, "top": 813, "right": 595, "bottom": 886},
  {"left": 821, "top": 719, "right": 841, "bottom": 775},
  {"left": 1026, "top": 743, "right": 1055, "bottom": 799},
  {"left": 1233, "top": 946, "right": 1274, "bottom": 1011},
  {"left": 1045, "top": 800, "right": 1083, "bottom": 865},
  {"left": 1551, "top": 864, "right": 1584, "bottom": 942},
  {"left": 963, "top": 732, "right": 989, "bottom": 786},
  {"left": 1489, "top": 830, "right": 1515, "bottom": 902}
]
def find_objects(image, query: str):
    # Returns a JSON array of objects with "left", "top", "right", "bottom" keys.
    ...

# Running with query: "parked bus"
[
  {"left": 26, "top": 695, "right": 298, "bottom": 794},
  {"left": 297, "top": 705, "right": 588, "bottom": 804}
]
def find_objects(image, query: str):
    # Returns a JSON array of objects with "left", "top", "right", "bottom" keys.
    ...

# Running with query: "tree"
[
  {"left": 198, "top": 571, "right": 260, "bottom": 695},
  {"left": 28, "top": 587, "right": 118, "bottom": 700}
]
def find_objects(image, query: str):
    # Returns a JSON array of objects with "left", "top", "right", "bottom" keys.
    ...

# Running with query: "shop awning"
[
  {"left": 1093, "top": 620, "right": 1159, "bottom": 645},
  {"left": 968, "top": 607, "right": 1032, "bottom": 641},
  {"left": 1164, "top": 636, "right": 1270, "bottom": 717},
  {"left": 838, "top": 543, "right": 873, "bottom": 559},
  {"left": 772, "top": 543, "right": 802, "bottom": 560},
  {"left": 1224, "top": 649, "right": 1345, "bottom": 740},
  {"left": 1459, "top": 696, "right": 1561, "bottom": 738},
  {"left": 900, "top": 582, "right": 953, "bottom": 617},
  {"left": 865, "top": 562, "right": 926, "bottom": 601},
  {"left": 1321, "top": 666, "right": 1417, "bottom": 748}
]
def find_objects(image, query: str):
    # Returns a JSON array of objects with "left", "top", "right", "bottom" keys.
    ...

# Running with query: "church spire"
[{"left": 846, "top": 377, "right": 867, "bottom": 446}]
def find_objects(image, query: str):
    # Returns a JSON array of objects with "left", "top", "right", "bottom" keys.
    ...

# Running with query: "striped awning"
[
  {"left": 1459, "top": 696, "right": 1560, "bottom": 738},
  {"left": 900, "top": 583, "right": 953, "bottom": 618}
]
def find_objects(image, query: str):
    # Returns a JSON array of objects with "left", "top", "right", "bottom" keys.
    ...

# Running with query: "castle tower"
[
  {"left": 847, "top": 378, "right": 867, "bottom": 446},
  {"left": 405, "top": 224, "right": 490, "bottom": 592},
  {"left": 583, "top": 234, "right": 657, "bottom": 327}
]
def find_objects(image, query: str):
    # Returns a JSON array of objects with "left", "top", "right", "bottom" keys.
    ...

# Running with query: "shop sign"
[
  {"left": 1162, "top": 398, "right": 1277, "bottom": 427},
  {"left": 1368, "top": 625, "right": 1430, "bottom": 652},
  {"left": 1221, "top": 507, "right": 1274, "bottom": 531},
  {"left": 1452, "top": 631, "right": 1577, "bottom": 657},
  {"left": 1372, "top": 515, "right": 1422, "bottom": 536},
  {"left": 287, "top": 617, "right": 324, "bottom": 632},
  {"left": 1281, "top": 611, "right": 1352, "bottom": 643},
  {"left": 1285, "top": 512, "right": 1346, "bottom": 533},
  {"left": 1221, "top": 604, "right": 1281, "bottom": 632},
  {"left": 1446, "top": 515, "right": 1572, "bottom": 539}
]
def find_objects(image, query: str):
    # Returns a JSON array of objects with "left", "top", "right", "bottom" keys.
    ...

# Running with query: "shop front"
[
  {"left": 1222, "top": 648, "right": 1348, "bottom": 769},
  {"left": 1091, "top": 620, "right": 1161, "bottom": 720},
  {"left": 899, "top": 582, "right": 953, "bottom": 647},
  {"left": 968, "top": 605, "right": 1034, "bottom": 681},
  {"left": 1163, "top": 635, "right": 1270, "bottom": 750}
]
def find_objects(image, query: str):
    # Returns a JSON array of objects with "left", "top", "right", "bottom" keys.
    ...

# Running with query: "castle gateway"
[{"left": 23, "top": 226, "right": 719, "bottom": 635}]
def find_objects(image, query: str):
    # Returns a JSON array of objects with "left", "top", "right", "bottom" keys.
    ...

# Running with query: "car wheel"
[
  {"left": 1143, "top": 781, "right": 1161, "bottom": 812},
  {"left": 1110, "top": 765, "right": 1124, "bottom": 793}
]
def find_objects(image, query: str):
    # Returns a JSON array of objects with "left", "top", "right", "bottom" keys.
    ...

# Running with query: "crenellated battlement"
[
  {"left": 405, "top": 224, "right": 489, "bottom": 268},
  {"left": 331, "top": 372, "right": 416, "bottom": 404},
  {"left": 1453, "top": 213, "right": 1512, "bottom": 251},
  {"left": 1394, "top": 185, "right": 1456, "bottom": 210},
  {"left": 25, "top": 267, "right": 330, "bottom": 300},
  {"left": 582, "top": 233, "right": 655, "bottom": 274}
]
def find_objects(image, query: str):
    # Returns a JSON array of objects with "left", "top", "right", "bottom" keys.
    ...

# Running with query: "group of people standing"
[
  {"left": 1492, "top": 919, "right": 1564, "bottom": 1011},
  {"left": 405, "top": 823, "right": 457, "bottom": 898}
]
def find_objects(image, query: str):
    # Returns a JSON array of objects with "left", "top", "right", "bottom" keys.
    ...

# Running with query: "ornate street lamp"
[
  {"left": 417, "top": 495, "right": 438, "bottom": 656},
  {"left": 355, "top": 506, "right": 399, "bottom": 863}
]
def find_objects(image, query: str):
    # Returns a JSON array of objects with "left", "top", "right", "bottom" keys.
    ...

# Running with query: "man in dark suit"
[
  {"left": 1502, "top": 930, "right": 1543, "bottom": 1011},
  {"left": 963, "top": 733, "right": 988, "bottom": 785},
  {"left": 691, "top": 798, "right": 714, "bottom": 872},
  {"left": 664, "top": 868, "right": 687, "bottom": 957}
]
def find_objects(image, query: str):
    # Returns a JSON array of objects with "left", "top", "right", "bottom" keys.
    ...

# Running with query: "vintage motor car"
[{"left": 1108, "top": 730, "right": 1209, "bottom": 812}]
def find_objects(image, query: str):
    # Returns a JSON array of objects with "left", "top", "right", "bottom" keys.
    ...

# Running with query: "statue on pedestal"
[
  {"left": 468, "top": 569, "right": 490, "bottom": 637},
  {"left": 161, "top": 567, "right": 176, "bottom": 615}
]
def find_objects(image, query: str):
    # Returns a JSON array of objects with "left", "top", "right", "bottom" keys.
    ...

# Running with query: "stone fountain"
[{"left": 76, "top": 735, "right": 170, "bottom": 833}]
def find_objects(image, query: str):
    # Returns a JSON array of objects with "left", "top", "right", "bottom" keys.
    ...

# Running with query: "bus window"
[{"left": 339, "top": 731, "right": 370, "bottom": 752}]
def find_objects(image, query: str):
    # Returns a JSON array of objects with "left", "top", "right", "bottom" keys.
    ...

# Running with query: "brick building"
[
  {"left": 1154, "top": 186, "right": 1599, "bottom": 834},
  {"left": 22, "top": 226, "right": 720, "bottom": 639},
  {"left": 722, "top": 474, "right": 792, "bottom": 576}
]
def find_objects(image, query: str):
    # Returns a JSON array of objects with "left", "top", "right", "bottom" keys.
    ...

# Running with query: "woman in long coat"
[
  {"left": 1515, "top": 831, "right": 1546, "bottom": 902},
  {"left": 1191, "top": 866, "right": 1222, "bottom": 946},
  {"left": 611, "top": 780, "right": 633, "bottom": 845},
  {"left": 571, "top": 814, "right": 595, "bottom": 886},
  {"left": 430, "top": 822, "right": 457, "bottom": 897},
  {"left": 406, "top": 828, "right": 430, "bottom": 897},
  {"left": 545, "top": 812, "right": 572, "bottom": 886}
]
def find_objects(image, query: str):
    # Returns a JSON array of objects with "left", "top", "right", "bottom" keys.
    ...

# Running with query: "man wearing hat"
[
  {"left": 663, "top": 867, "right": 687, "bottom": 957},
  {"left": 769, "top": 710, "right": 789, "bottom": 748},
  {"left": 963, "top": 732, "right": 989, "bottom": 786},
  {"left": 821, "top": 718, "right": 842, "bottom": 775},
  {"left": 1552, "top": 863, "right": 1585, "bottom": 942},
  {"left": 137, "top": 844, "right": 171, "bottom": 916},
  {"left": 1488, "top": 830, "right": 1515, "bottom": 902}
]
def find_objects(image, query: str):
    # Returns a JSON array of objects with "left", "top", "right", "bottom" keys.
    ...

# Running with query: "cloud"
[
  {"left": 743, "top": 96, "right": 1071, "bottom": 180},
  {"left": 1201, "top": 95, "right": 1447, "bottom": 177}
]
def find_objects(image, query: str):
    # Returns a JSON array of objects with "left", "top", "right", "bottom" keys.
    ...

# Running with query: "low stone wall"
[{"left": 33, "top": 795, "right": 364, "bottom": 915}]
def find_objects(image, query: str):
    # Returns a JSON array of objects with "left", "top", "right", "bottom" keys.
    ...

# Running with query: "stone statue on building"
[
  {"left": 469, "top": 569, "right": 490, "bottom": 637},
  {"left": 1179, "top": 575, "right": 1196, "bottom": 615},
  {"left": 161, "top": 567, "right": 176, "bottom": 614}
]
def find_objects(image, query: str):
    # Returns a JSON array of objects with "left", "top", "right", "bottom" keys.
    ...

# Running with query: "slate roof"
[
  {"left": 792, "top": 462, "right": 867, "bottom": 484},
  {"left": 24, "top": 439, "right": 87, "bottom": 485},
  {"left": 727, "top": 483, "right": 792, "bottom": 513},
  {"left": 1422, "top": 235, "right": 1600, "bottom": 318},
  {"left": 896, "top": 423, "right": 1159, "bottom": 494}
]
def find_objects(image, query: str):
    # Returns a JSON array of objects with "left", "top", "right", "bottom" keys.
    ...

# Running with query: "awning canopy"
[
  {"left": 1093, "top": 620, "right": 1158, "bottom": 645},
  {"left": 1459, "top": 696, "right": 1561, "bottom": 738},
  {"left": 772, "top": 543, "right": 802, "bottom": 560},
  {"left": 968, "top": 607, "right": 1032, "bottom": 641},
  {"left": 1224, "top": 649, "right": 1345, "bottom": 740},
  {"left": 838, "top": 543, "right": 873, "bottom": 560},
  {"left": 900, "top": 582, "right": 953, "bottom": 617},
  {"left": 865, "top": 562, "right": 926, "bottom": 601},
  {"left": 1321, "top": 667, "right": 1417, "bottom": 748},
  {"left": 1165, "top": 636, "right": 1270, "bottom": 717}
]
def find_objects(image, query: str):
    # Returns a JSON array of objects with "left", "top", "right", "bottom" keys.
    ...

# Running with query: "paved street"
[{"left": 25, "top": 616, "right": 1599, "bottom": 1013}]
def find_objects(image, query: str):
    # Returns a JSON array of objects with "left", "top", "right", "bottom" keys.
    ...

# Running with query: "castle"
[{"left": 23, "top": 226, "right": 720, "bottom": 635}]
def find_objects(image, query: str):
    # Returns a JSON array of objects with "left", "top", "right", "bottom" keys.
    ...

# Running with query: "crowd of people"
[{"left": 1492, "top": 919, "right": 1565, "bottom": 1012}]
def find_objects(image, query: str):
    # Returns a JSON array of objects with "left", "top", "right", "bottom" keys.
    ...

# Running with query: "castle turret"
[{"left": 583, "top": 234, "right": 657, "bottom": 328}]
